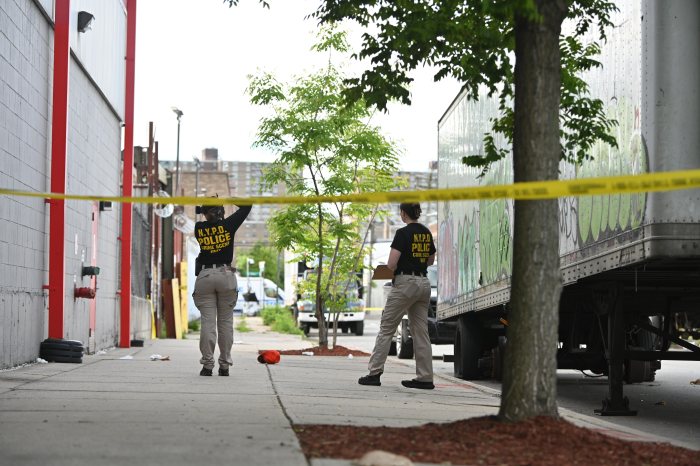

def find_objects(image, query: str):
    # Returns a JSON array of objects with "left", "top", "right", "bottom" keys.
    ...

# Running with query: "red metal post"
[
  {"left": 48, "top": 0, "right": 71, "bottom": 339},
  {"left": 120, "top": 0, "right": 137, "bottom": 347}
]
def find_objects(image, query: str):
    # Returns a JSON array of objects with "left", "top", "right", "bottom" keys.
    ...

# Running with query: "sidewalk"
[{"left": 0, "top": 327, "right": 689, "bottom": 466}]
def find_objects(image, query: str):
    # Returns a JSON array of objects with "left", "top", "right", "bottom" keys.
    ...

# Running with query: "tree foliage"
[
  {"left": 236, "top": 243, "right": 283, "bottom": 287},
  {"left": 314, "top": 0, "right": 618, "bottom": 422},
  {"left": 314, "top": 0, "right": 618, "bottom": 173},
  {"left": 247, "top": 26, "right": 400, "bottom": 347}
]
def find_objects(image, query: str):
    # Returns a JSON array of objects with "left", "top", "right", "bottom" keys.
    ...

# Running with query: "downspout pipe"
[
  {"left": 48, "top": 0, "right": 71, "bottom": 339},
  {"left": 120, "top": 0, "right": 137, "bottom": 347}
]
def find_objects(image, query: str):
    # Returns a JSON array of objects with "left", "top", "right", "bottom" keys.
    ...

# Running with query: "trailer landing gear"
[{"left": 595, "top": 291, "right": 637, "bottom": 416}]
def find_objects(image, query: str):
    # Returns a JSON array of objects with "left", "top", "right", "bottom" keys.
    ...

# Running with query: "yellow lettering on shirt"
[
  {"left": 410, "top": 232, "right": 432, "bottom": 263},
  {"left": 196, "top": 226, "right": 232, "bottom": 254}
]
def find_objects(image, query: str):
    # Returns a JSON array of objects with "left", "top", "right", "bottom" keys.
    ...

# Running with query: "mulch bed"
[
  {"left": 276, "top": 345, "right": 370, "bottom": 357},
  {"left": 294, "top": 416, "right": 700, "bottom": 466}
]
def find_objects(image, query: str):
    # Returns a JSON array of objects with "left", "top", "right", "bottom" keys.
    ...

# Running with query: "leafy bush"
[
  {"left": 261, "top": 306, "right": 303, "bottom": 336},
  {"left": 188, "top": 319, "right": 201, "bottom": 332},
  {"left": 235, "top": 317, "right": 252, "bottom": 333}
]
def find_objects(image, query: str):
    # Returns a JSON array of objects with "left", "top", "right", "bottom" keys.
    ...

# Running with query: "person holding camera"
[
  {"left": 193, "top": 201, "right": 251, "bottom": 376},
  {"left": 359, "top": 202, "right": 436, "bottom": 389}
]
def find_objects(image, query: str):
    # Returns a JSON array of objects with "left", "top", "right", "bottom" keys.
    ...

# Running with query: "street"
[{"left": 324, "top": 311, "right": 700, "bottom": 449}]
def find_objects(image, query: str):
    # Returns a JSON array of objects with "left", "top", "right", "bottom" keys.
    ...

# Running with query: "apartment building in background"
[
  {"left": 373, "top": 162, "right": 439, "bottom": 241},
  {"left": 161, "top": 148, "right": 286, "bottom": 249}
]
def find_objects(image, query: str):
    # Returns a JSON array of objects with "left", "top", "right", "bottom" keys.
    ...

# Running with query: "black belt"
[
  {"left": 396, "top": 271, "right": 426, "bottom": 277},
  {"left": 201, "top": 263, "right": 234, "bottom": 270}
]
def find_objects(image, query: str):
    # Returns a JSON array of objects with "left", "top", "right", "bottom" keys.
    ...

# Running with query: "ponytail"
[{"left": 399, "top": 203, "right": 422, "bottom": 221}]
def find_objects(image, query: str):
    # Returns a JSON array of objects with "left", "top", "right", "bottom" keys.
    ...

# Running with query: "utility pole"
[{"left": 172, "top": 107, "right": 183, "bottom": 198}]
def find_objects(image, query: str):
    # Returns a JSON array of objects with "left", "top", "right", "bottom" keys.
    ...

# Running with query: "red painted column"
[
  {"left": 119, "top": 0, "right": 137, "bottom": 347},
  {"left": 48, "top": 0, "right": 71, "bottom": 339}
]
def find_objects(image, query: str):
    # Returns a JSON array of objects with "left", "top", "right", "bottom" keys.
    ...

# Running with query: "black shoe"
[
  {"left": 200, "top": 367, "right": 213, "bottom": 376},
  {"left": 218, "top": 368, "right": 229, "bottom": 376},
  {"left": 358, "top": 373, "right": 382, "bottom": 386},
  {"left": 401, "top": 379, "right": 434, "bottom": 390}
]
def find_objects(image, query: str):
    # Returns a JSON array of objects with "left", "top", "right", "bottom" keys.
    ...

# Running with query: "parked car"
[
  {"left": 295, "top": 271, "right": 366, "bottom": 336},
  {"left": 389, "top": 265, "right": 457, "bottom": 358}
]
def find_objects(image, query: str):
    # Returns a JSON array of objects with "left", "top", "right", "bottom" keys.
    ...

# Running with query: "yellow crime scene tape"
[{"left": 1, "top": 168, "right": 700, "bottom": 206}]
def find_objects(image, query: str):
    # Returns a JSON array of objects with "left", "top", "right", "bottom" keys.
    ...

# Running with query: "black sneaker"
[
  {"left": 358, "top": 373, "right": 382, "bottom": 386},
  {"left": 218, "top": 368, "right": 229, "bottom": 376},
  {"left": 401, "top": 379, "right": 434, "bottom": 390},
  {"left": 200, "top": 367, "right": 213, "bottom": 376}
]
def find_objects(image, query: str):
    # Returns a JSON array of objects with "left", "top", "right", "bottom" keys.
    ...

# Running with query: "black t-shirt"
[
  {"left": 391, "top": 222, "right": 436, "bottom": 275},
  {"left": 194, "top": 205, "right": 251, "bottom": 266}
]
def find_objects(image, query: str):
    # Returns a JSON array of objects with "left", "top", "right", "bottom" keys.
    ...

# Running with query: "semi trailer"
[{"left": 436, "top": 0, "right": 700, "bottom": 415}]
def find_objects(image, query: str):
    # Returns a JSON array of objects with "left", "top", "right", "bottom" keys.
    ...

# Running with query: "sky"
[{"left": 133, "top": 0, "right": 461, "bottom": 173}]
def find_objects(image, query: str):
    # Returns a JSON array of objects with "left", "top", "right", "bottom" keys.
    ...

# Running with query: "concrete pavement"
[{"left": 0, "top": 324, "right": 690, "bottom": 466}]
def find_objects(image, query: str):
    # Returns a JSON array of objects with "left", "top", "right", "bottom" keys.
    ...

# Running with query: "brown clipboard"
[{"left": 371, "top": 264, "right": 394, "bottom": 280}]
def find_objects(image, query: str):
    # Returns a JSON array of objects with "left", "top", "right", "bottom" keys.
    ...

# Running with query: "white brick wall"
[
  {"left": 0, "top": 0, "right": 52, "bottom": 369},
  {"left": 0, "top": 0, "right": 125, "bottom": 368}
]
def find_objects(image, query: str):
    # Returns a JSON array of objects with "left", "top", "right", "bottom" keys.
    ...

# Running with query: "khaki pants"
[
  {"left": 193, "top": 267, "right": 238, "bottom": 370},
  {"left": 368, "top": 274, "right": 433, "bottom": 382}
]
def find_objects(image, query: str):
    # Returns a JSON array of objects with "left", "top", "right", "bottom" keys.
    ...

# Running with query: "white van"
[{"left": 235, "top": 276, "right": 285, "bottom": 316}]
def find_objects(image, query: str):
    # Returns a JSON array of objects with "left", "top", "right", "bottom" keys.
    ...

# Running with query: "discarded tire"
[
  {"left": 47, "top": 355, "right": 83, "bottom": 364},
  {"left": 40, "top": 349, "right": 84, "bottom": 359},
  {"left": 40, "top": 342, "right": 84, "bottom": 353},
  {"left": 40, "top": 338, "right": 84, "bottom": 363}
]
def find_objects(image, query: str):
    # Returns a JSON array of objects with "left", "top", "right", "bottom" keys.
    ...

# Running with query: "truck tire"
[
  {"left": 625, "top": 320, "right": 658, "bottom": 383},
  {"left": 388, "top": 340, "right": 398, "bottom": 356},
  {"left": 301, "top": 325, "right": 310, "bottom": 337},
  {"left": 354, "top": 321, "right": 364, "bottom": 336},
  {"left": 454, "top": 314, "right": 483, "bottom": 379},
  {"left": 397, "top": 320, "right": 414, "bottom": 359},
  {"left": 490, "top": 336, "right": 507, "bottom": 381}
]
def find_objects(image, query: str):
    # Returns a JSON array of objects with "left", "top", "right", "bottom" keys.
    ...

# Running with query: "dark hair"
[
  {"left": 197, "top": 196, "right": 224, "bottom": 220},
  {"left": 400, "top": 203, "right": 422, "bottom": 220}
]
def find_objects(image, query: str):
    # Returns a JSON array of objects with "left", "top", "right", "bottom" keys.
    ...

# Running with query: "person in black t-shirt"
[
  {"left": 192, "top": 202, "right": 251, "bottom": 376},
  {"left": 359, "top": 202, "right": 437, "bottom": 389}
]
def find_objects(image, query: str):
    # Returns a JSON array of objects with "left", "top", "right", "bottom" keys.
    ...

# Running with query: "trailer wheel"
[
  {"left": 625, "top": 319, "right": 659, "bottom": 383},
  {"left": 454, "top": 314, "right": 483, "bottom": 379},
  {"left": 490, "top": 336, "right": 507, "bottom": 381},
  {"left": 388, "top": 340, "right": 397, "bottom": 356},
  {"left": 397, "top": 320, "right": 414, "bottom": 359}
]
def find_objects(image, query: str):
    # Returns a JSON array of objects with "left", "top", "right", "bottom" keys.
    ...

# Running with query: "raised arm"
[{"left": 225, "top": 204, "right": 252, "bottom": 233}]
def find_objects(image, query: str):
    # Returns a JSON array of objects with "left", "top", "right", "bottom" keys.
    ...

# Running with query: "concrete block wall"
[
  {"left": 0, "top": 0, "right": 125, "bottom": 368},
  {"left": 0, "top": 0, "right": 52, "bottom": 368},
  {"left": 63, "top": 55, "right": 121, "bottom": 349}
]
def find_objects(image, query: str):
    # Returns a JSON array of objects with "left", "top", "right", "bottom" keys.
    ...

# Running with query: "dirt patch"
[
  {"left": 276, "top": 346, "right": 370, "bottom": 357},
  {"left": 294, "top": 416, "right": 700, "bottom": 466}
]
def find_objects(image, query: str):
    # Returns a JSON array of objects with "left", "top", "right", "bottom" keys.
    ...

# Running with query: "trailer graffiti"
[
  {"left": 478, "top": 161, "right": 513, "bottom": 285},
  {"left": 438, "top": 203, "right": 458, "bottom": 301},
  {"left": 458, "top": 206, "right": 479, "bottom": 293},
  {"left": 576, "top": 98, "right": 647, "bottom": 245}
]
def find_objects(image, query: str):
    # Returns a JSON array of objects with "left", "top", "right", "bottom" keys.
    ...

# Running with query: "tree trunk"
[
  {"left": 316, "top": 203, "right": 328, "bottom": 348},
  {"left": 499, "top": 0, "right": 567, "bottom": 422}
]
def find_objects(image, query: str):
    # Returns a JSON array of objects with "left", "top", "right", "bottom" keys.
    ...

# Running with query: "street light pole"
[
  {"left": 193, "top": 155, "right": 201, "bottom": 220},
  {"left": 172, "top": 107, "right": 183, "bottom": 197}
]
